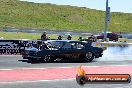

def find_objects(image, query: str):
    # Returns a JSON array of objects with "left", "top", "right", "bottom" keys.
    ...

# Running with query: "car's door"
[
  {"left": 59, "top": 42, "right": 85, "bottom": 59},
  {"left": 71, "top": 42, "right": 86, "bottom": 58},
  {"left": 58, "top": 42, "right": 74, "bottom": 59}
]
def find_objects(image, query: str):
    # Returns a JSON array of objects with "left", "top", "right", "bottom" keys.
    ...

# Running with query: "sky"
[{"left": 20, "top": 0, "right": 132, "bottom": 13}]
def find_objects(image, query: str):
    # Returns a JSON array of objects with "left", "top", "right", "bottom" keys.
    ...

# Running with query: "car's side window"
[
  {"left": 62, "top": 42, "right": 84, "bottom": 50},
  {"left": 48, "top": 41, "right": 63, "bottom": 49},
  {"left": 76, "top": 43, "right": 84, "bottom": 49},
  {"left": 46, "top": 42, "right": 52, "bottom": 48},
  {"left": 62, "top": 43, "right": 72, "bottom": 49}
]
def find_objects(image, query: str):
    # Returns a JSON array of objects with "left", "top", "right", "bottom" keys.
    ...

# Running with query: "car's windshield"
[{"left": 46, "top": 41, "right": 64, "bottom": 49}]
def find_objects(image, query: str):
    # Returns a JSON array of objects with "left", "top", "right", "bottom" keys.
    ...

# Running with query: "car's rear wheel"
[
  {"left": 41, "top": 55, "right": 54, "bottom": 62},
  {"left": 84, "top": 52, "right": 94, "bottom": 62},
  {"left": 41, "top": 55, "right": 50, "bottom": 62}
]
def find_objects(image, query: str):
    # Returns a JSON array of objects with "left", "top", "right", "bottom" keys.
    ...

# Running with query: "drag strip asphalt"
[
  {"left": 0, "top": 55, "right": 132, "bottom": 88},
  {"left": 0, "top": 78, "right": 131, "bottom": 88},
  {"left": 0, "top": 55, "right": 132, "bottom": 69}
]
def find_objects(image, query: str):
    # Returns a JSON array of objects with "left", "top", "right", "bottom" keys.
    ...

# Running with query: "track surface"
[{"left": 0, "top": 55, "right": 132, "bottom": 88}]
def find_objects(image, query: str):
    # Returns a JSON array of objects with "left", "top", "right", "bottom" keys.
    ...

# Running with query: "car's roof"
[
  {"left": 46, "top": 40, "right": 81, "bottom": 42},
  {"left": 44, "top": 40, "right": 88, "bottom": 45}
]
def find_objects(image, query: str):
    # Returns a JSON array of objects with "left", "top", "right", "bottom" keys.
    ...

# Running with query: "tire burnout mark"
[{"left": 0, "top": 66, "right": 132, "bottom": 82}]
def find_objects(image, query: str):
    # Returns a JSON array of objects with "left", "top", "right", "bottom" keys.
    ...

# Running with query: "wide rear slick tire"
[
  {"left": 41, "top": 55, "right": 54, "bottom": 62},
  {"left": 41, "top": 55, "right": 50, "bottom": 62},
  {"left": 84, "top": 52, "right": 94, "bottom": 62}
]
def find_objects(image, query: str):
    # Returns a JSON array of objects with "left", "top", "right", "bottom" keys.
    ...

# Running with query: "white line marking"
[
  {"left": 0, "top": 78, "right": 75, "bottom": 84},
  {"left": 0, "top": 65, "right": 131, "bottom": 71},
  {"left": 0, "top": 55, "right": 21, "bottom": 56}
]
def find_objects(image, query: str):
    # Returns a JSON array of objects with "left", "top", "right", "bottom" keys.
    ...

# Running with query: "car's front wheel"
[{"left": 84, "top": 52, "right": 94, "bottom": 62}]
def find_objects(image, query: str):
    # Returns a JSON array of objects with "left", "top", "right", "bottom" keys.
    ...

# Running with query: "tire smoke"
[{"left": 98, "top": 46, "right": 132, "bottom": 61}]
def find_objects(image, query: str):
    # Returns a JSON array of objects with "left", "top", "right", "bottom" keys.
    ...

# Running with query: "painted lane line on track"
[
  {"left": 0, "top": 55, "right": 21, "bottom": 56},
  {"left": 0, "top": 78, "right": 75, "bottom": 84},
  {"left": 0, "top": 65, "right": 130, "bottom": 71},
  {"left": 0, "top": 66, "right": 132, "bottom": 83},
  {"left": 0, "top": 66, "right": 101, "bottom": 71}
]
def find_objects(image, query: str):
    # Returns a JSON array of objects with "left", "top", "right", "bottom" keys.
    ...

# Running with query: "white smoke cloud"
[{"left": 98, "top": 46, "right": 132, "bottom": 61}]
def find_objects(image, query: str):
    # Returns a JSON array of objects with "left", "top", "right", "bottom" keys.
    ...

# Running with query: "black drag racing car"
[{"left": 22, "top": 40, "right": 103, "bottom": 62}]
